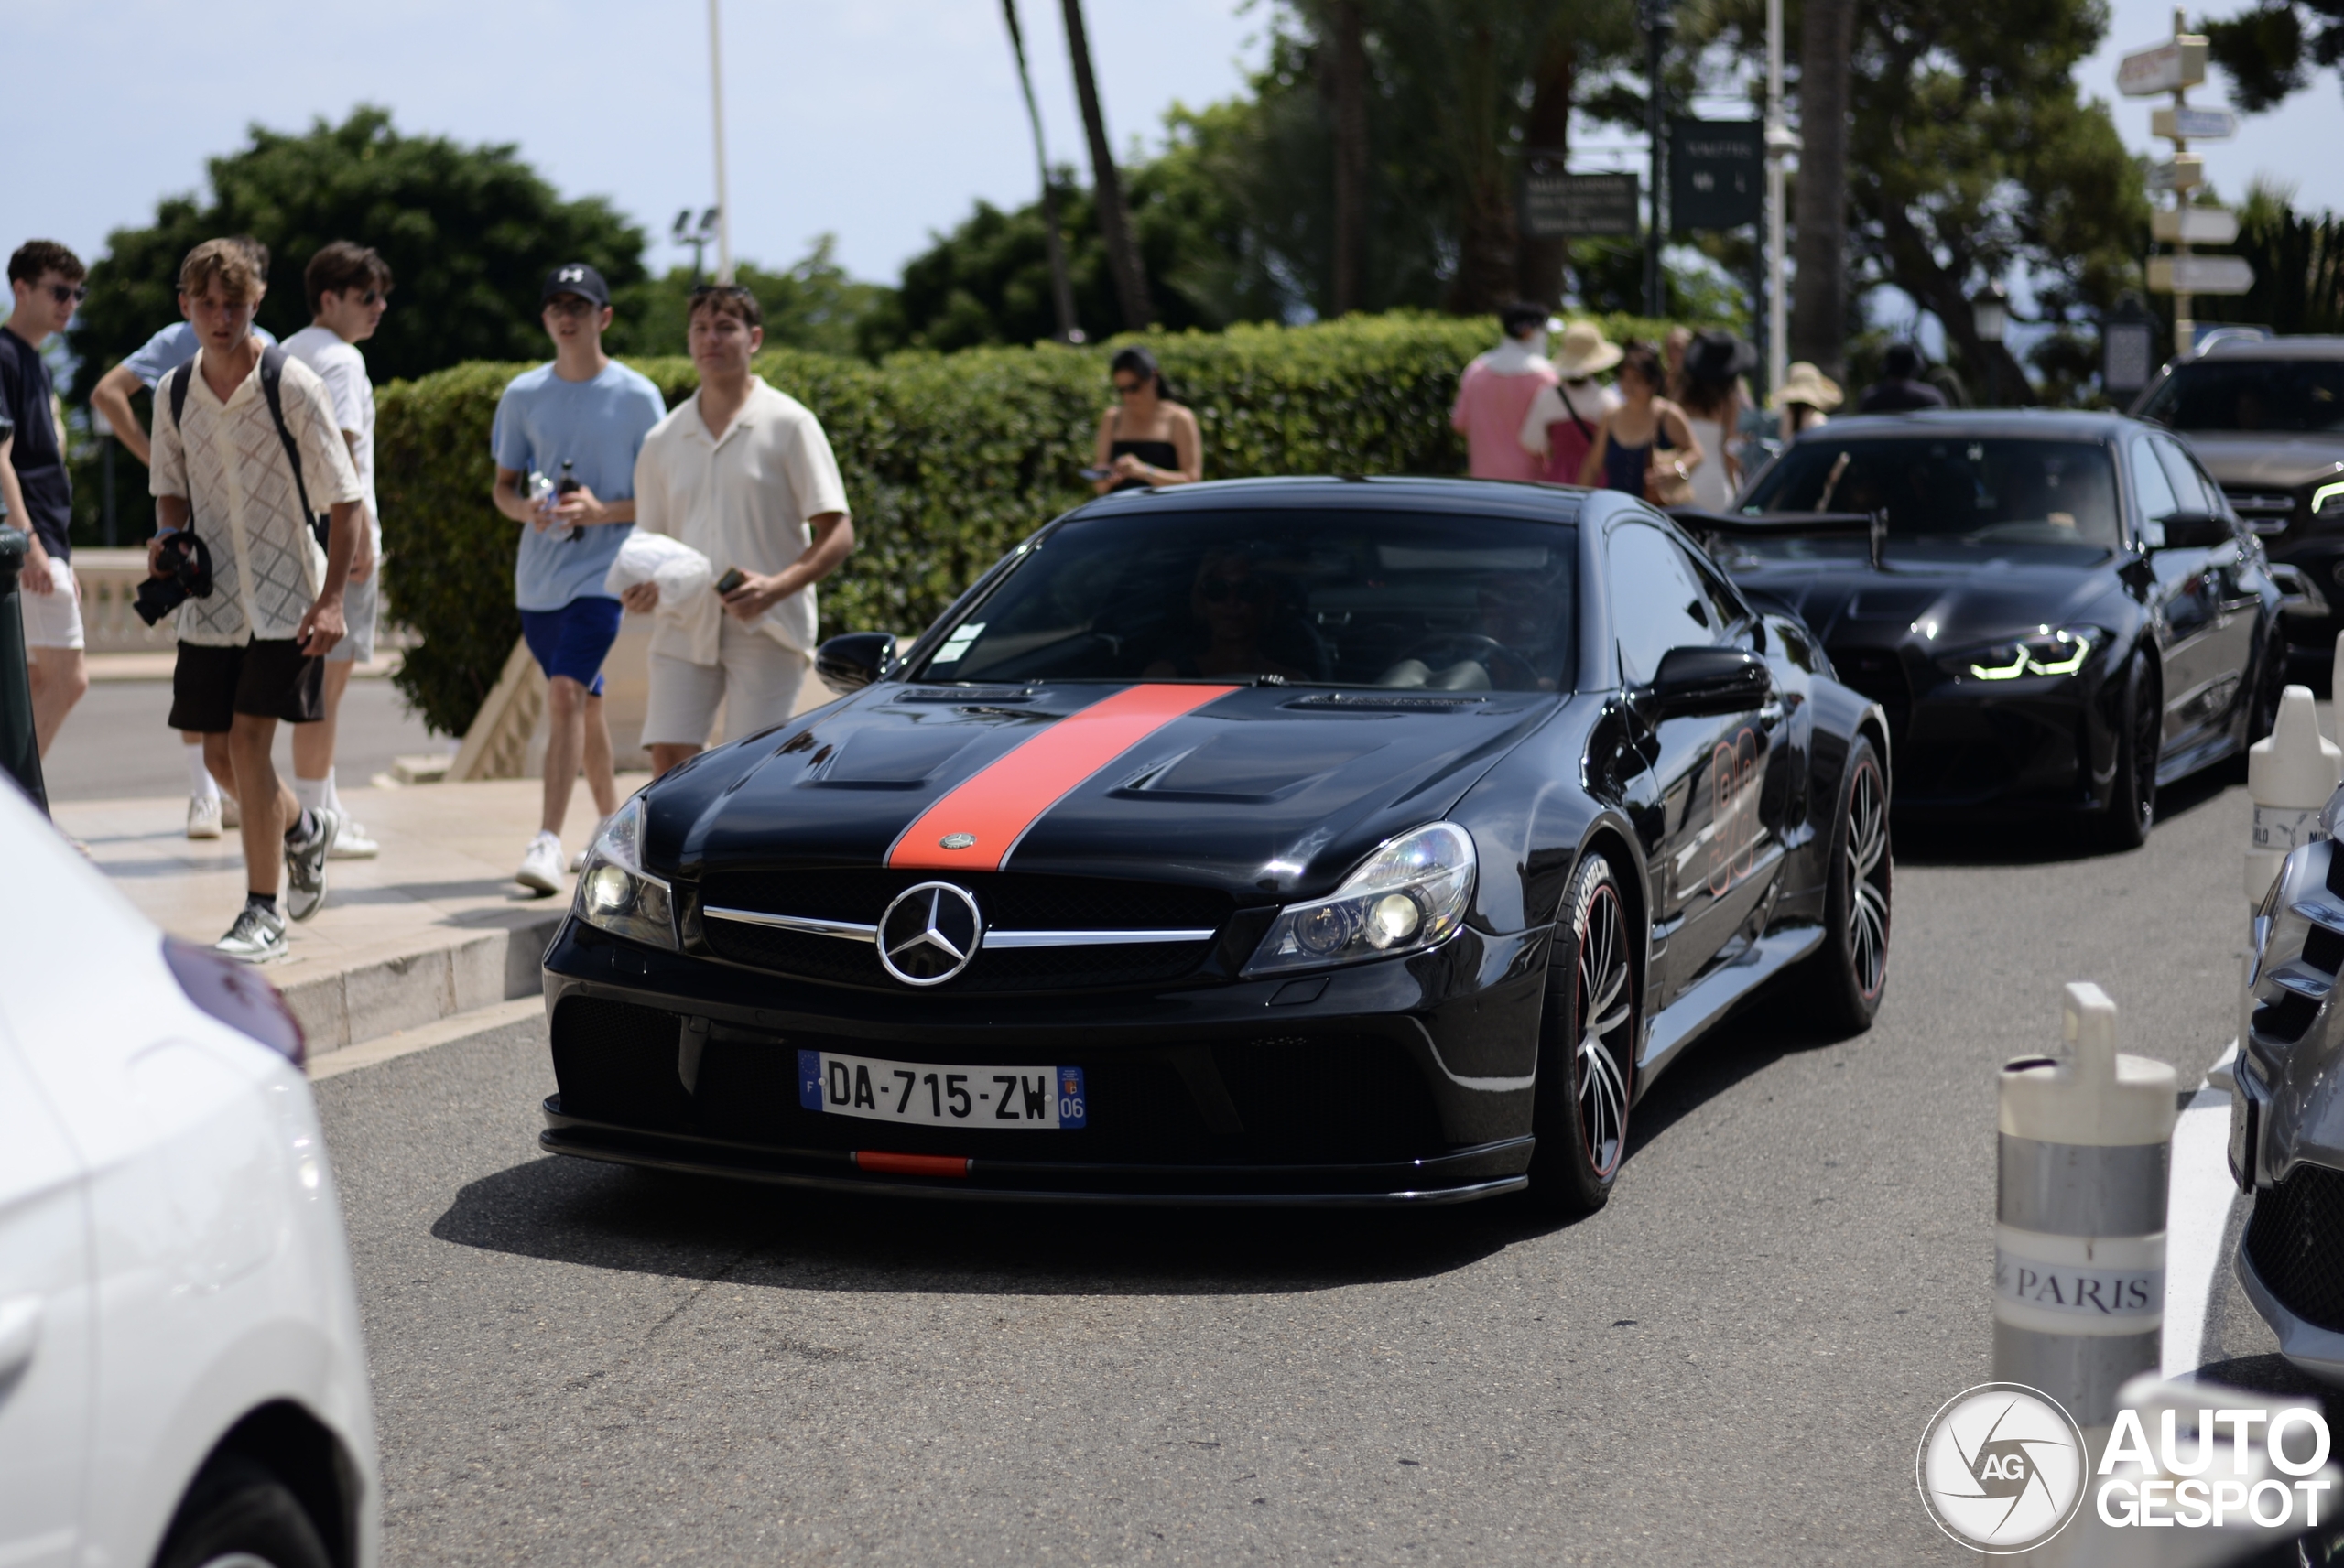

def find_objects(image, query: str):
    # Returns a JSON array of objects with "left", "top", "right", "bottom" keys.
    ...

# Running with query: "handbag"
[{"left": 1644, "top": 459, "right": 1694, "bottom": 508}]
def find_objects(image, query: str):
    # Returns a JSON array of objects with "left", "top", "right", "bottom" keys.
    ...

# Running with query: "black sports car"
[
  {"left": 1683, "top": 410, "right": 2290, "bottom": 843},
  {"left": 539, "top": 477, "right": 1893, "bottom": 1208}
]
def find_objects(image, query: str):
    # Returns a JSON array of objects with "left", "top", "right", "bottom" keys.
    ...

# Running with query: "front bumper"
[
  {"left": 538, "top": 913, "right": 1549, "bottom": 1206},
  {"left": 1830, "top": 643, "right": 2111, "bottom": 815}
]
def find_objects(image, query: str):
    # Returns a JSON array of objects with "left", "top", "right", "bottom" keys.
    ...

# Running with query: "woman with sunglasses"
[{"left": 1091, "top": 347, "right": 1201, "bottom": 494}]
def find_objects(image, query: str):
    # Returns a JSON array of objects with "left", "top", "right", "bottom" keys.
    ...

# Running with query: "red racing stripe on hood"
[{"left": 885, "top": 684, "right": 1239, "bottom": 871}]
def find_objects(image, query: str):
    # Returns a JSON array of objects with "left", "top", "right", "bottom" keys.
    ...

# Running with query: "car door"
[
  {"left": 0, "top": 1034, "right": 92, "bottom": 1568},
  {"left": 1607, "top": 517, "right": 1785, "bottom": 1004},
  {"left": 2130, "top": 436, "right": 2219, "bottom": 755},
  {"left": 2155, "top": 433, "right": 2262, "bottom": 718}
]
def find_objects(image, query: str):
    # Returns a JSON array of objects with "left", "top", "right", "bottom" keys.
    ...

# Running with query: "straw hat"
[
  {"left": 1550, "top": 319, "right": 1624, "bottom": 379},
  {"left": 1772, "top": 361, "right": 1844, "bottom": 411}
]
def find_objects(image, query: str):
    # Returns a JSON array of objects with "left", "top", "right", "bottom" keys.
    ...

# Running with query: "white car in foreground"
[{"left": 0, "top": 782, "right": 376, "bottom": 1567}]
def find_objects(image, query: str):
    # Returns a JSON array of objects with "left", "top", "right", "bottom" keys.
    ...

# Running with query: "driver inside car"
[{"left": 1144, "top": 547, "right": 1313, "bottom": 681}]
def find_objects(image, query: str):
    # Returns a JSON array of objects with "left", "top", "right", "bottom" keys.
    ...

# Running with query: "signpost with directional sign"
[
  {"left": 2153, "top": 105, "right": 2236, "bottom": 140},
  {"left": 2148, "top": 254, "right": 2256, "bottom": 295},
  {"left": 2121, "top": 16, "right": 2250, "bottom": 350},
  {"left": 2118, "top": 35, "right": 2207, "bottom": 95},
  {"left": 1520, "top": 168, "right": 1641, "bottom": 240},
  {"left": 2152, "top": 207, "right": 2241, "bottom": 245}
]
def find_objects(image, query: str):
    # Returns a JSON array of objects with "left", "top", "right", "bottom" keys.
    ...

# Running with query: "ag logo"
[
  {"left": 1916, "top": 1383, "right": 2087, "bottom": 1552},
  {"left": 877, "top": 881, "right": 983, "bottom": 987}
]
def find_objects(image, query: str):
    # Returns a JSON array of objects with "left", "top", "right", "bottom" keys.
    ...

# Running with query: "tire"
[
  {"left": 2100, "top": 653, "right": 2159, "bottom": 850},
  {"left": 155, "top": 1456, "right": 333, "bottom": 1568},
  {"left": 1525, "top": 851, "right": 1638, "bottom": 1215},
  {"left": 1801, "top": 737, "right": 1893, "bottom": 1034}
]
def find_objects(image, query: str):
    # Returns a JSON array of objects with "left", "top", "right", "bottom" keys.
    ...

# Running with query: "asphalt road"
[
  {"left": 41, "top": 678, "right": 444, "bottom": 802},
  {"left": 316, "top": 768, "right": 2273, "bottom": 1565}
]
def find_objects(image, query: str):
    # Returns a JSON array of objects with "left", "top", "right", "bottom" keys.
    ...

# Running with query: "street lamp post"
[
  {"left": 1763, "top": 0, "right": 1798, "bottom": 405},
  {"left": 1971, "top": 282, "right": 2009, "bottom": 406},
  {"left": 1640, "top": 0, "right": 1674, "bottom": 319},
  {"left": 707, "top": 0, "right": 733, "bottom": 283}
]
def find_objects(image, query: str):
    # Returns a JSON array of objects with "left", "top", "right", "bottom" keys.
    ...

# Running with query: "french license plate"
[{"left": 798, "top": 1050, "right": 1087, "bottom": 1130}]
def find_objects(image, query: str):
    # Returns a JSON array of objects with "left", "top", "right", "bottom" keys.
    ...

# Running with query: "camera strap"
[{"left": 168, "top": 347, "right": 331, "bottom": 551}]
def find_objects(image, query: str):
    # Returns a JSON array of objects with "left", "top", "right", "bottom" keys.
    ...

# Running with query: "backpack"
[{"left": 168, "top": 346, "right": 331, "bottom": 549}]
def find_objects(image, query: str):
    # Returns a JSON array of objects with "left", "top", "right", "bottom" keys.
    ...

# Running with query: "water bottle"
[{"left": 557, "top": 459, "right": 582, "bottom": 541}]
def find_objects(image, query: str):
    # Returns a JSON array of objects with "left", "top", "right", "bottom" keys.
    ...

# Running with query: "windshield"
[
  {"left": 2138, "top": 359, "right": 2344, "bottom": 434},
  {"left": 1738, "top": 437, "right": 2122, "bottom": 550},
  {"left": 912, "top": 509, "right": 1576, "bottom": 692}
]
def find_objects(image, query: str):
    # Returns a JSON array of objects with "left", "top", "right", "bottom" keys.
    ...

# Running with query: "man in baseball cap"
[{"left": 489, "top": 259, "right": 664, "bottom": 894}]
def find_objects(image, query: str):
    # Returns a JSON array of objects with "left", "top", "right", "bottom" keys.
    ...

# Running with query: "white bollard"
[
  {"left": 1996, "top": 985, "right": 2177, "bottom": 1455},
  {"left": 2246, "top": 686, "right": 2341, "bottom": 904}
]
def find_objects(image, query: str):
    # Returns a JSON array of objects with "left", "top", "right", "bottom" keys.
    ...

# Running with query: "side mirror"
[
  {"left": 1646, "top": 645, "right": 1771, "bottom": 718},
  {"left": 2148, "top": 510, "right": 2235, "bottom": 550},
  {"left": 815, "top": 632, "right": 900, "bottom": 696}
]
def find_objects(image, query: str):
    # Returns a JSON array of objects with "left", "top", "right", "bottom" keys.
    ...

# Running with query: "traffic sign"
[
  {"left": 2148, "top": 155, "right": 2204, "bottom": 192},
  {"left": 2152, "top": 206, "right": 2241, "bottom": 244},
  {"left": 2118, "top": 35, "right": 2208, "bottom": 95},
  {"left": 1520, "top": 169, "right": 1640, "bottom": 238},
  {"left": 2152, "top": 105, "right": 2237, "bottom": 140},
  {"left": 2148, "top": 254, "right": 2256, "bottom": 295},
  {"left": 1670, "top": 119, "right": 1763, "bottom": 231}
]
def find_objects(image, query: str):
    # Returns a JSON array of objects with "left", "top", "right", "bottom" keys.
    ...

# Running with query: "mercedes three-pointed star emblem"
[{"left": 876, "top": 881, "right": 985, "bottom": 987}]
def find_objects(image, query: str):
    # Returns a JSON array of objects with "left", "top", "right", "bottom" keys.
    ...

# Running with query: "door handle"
[{"left": 0, "top": 1294, "right": 41, "bottom": 1386}]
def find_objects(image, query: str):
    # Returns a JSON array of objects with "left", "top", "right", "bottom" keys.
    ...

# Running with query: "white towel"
[{"left": 604, "top": 530, "right": 713, "bottom": 608}]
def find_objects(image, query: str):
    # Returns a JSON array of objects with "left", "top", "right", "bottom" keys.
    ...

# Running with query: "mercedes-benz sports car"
[
  {"left": 538, "top": 476, "right": 1894, "bottom": 1209},
  {"left": 1682, "top": 411, "right": 2289, "bottom": 844}
]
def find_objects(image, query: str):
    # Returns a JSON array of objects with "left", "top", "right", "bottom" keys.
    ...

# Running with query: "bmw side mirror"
[
  {"left": 1644, "top": 646, "right": 1771, "bottom": 718},
  {"left": 816, "top": 632, "right": 900, "bottom": 696},
  {"left": 2147, "top": 510, "right": 2235, "bottom": 550}
]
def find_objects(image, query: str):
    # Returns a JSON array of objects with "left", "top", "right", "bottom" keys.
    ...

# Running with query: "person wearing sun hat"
[
  {"left": 1518, "top": 320, "right": 1623, "bottom": 485},
  {"left": 1773, "top": 361, "right": 1843, "bottom": 439}
]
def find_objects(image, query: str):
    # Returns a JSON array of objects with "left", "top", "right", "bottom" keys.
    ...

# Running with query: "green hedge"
[{"left": 376, "top": 310, "right": 1678, "bottom": 735}]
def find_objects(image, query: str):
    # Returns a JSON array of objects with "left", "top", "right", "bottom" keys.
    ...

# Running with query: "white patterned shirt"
[{"left": 148, "top": 349, "right": 362, "bottom": 645}]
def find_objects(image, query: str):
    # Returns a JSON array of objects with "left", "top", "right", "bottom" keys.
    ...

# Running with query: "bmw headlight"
[
  {"left": 1245, "top": 823, "right": 1476, "bottom": 977},
  {"left": 1937, "top": 625, "right": 2104, "bottom": 682},
  {"left": 573, "top": 795, "right": 678, "bottom": 950}
]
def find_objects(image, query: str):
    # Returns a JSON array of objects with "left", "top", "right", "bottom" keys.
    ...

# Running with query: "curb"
[
  {"left": 309, "top": 995, "right": 546, "bottom": 1082},
  {"left": 284, "top": 913, "right": 563, "bottom": 1055}
]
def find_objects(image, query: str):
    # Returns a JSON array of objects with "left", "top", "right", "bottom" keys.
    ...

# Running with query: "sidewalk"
[{"left": 57, "top": 776, "right": 637, "bottom": 1055}]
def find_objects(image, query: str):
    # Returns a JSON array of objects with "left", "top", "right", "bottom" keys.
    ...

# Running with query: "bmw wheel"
[
  {"left": 1527, "top": 851, "right": 1637, "bottom": 1215},
  {"left": 1801, "top": 736, "right": 1893, "bottom": 1033},
  {"left": 2100, "top": 653, "right": 2159, "bottom": 850}
]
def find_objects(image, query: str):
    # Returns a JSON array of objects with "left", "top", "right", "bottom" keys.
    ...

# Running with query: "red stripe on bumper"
[
  {"left": 886, "top": 684, "right": 1238, "bottom": 871},
  {"left": 852, "top": 1151, "right": 971, "bottom": 1178}
]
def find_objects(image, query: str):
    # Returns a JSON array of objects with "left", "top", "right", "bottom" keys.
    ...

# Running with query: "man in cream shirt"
[{"left": 624, "top": 284, "right": 854, "bottom": 775}]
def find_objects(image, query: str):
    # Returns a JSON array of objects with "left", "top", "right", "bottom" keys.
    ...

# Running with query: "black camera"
[{"left": 134, "top": 532, "right": 214, "bottom": 626}]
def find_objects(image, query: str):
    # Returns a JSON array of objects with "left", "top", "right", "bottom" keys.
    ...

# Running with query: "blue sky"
[{"left": 13, "top": 0, "right": 2344, "bottom": 293}]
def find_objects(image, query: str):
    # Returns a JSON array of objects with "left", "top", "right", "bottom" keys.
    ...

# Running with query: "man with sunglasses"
[
  {"left": 282, "top": 242, "right": 392, "bottom": 860},
  {"left": 490, "top": 263, "right": 665, "bottom": 895},
  {"left": 2, "top": 242, "right": 91, "bottom": 758}
]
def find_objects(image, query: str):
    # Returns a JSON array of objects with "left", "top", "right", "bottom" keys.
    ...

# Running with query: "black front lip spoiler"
[{"left": 540, "top": 1099, "right": 1534, "bottom": 1207}]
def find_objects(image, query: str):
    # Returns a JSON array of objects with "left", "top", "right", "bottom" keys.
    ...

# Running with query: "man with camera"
[
  {"left": 1, "top": 241, "right": 92, "bottom": 759},
  {"left": 147, "top": 239, "right": 364, "bottom": 963}
]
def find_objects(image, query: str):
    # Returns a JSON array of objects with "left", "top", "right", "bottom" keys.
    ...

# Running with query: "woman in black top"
[{"left": 1091, "top": 347, "right": 1203, "bottom": 493}]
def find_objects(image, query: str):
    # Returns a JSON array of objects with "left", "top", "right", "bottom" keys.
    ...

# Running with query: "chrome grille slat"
[{"left": 701, "top": 906, "right": 1214, "bottom": 948}]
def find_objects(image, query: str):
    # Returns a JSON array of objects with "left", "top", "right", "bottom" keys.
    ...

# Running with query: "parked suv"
[{"left": 2134, "top": 332, "right": 2344, "bottom": 659}]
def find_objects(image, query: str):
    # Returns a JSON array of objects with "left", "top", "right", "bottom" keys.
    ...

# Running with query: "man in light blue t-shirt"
[{"left": 489, "top": 262, "right": 667, "bottom": 895}]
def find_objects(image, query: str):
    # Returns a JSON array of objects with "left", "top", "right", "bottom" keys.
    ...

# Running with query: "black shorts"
[{"left": 168, "top": 639, "right": 324, "bottom": 732}]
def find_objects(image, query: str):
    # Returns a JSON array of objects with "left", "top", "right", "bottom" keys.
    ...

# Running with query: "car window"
[
  {"left": 1739, "top": 437, "right": 2122, "bottom": 550},
  {"left": 2152, "top": 436, "right": 2217, "bottom": 513},
  {"left": 2138, "top": 359, "right": 2344, "bottom": 433},
  {"left": 1610, "top": 520, "right": 1721, "bottom": 685},
  {"left": 2130, "top": 439, "right": 2180, "bottom": 544},
  {"left": 1682, "top": 542, "right": 1754, "bottom": 647}
]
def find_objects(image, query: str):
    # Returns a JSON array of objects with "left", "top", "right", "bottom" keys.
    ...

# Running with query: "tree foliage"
[
  {"left": 66, "top": 106, "right": 646, "bottom": 403},
  {"left": 604, "top": 238, "right": 894, "bottom": 361},
  {"left": 2203, "top": 0, "right": 2344, "bottom": 113}
]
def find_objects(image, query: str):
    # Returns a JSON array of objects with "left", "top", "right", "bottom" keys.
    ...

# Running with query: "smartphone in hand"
[
  {"left": 714, "top": 567, "right": 748, "bottom": 596},
  {"left": 1079, "top": 466, "right": 1112, "bottom": 481}
]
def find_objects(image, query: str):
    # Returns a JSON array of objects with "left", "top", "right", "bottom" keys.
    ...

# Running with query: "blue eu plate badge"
[{"left": 798, "top": 1049, "right": 823, "bottom": 1112}]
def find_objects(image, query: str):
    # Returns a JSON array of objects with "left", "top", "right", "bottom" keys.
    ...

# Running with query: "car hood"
[
  {"left": 1730, "top": 544, "right": 2122, "bottom": 651},
  {"left": 657, "top": 682, "right": 1561, "bottom": 901},
  {"left": 2167, "top": 430, "right": 2344, "bottom": 490}
]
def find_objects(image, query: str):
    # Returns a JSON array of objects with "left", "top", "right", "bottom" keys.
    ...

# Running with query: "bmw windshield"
[
  {"left": 910, "top": 509, "right": 1577, "bottom": 692},
  {"left": 2139, "top": 359, "right": 2344, "bottom": 433},
  {"left": 1737, "top": 437, "right": 2122, "bottom": 561}
]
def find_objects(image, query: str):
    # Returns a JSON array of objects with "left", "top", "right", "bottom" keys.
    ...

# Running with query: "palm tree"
[
  {"left": 1001, "top": 0, "right": 1080, "bottom": 342},
  {"left": 1791, "top": 0, "right": 1856, "bottom": 380},
  {"left": 1059, "top": 0, "right": 1155, "bottom": 330},
  {"left": 1329, "top": 0, "right": 1371, "bottom": 315}
]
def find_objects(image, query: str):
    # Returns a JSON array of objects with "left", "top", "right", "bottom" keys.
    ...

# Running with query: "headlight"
[
  {"left": 573, "top": 795, "right": 678, "bottom": 950},
  {"left": 1244, "top": 823, "right": 1476, "bottom": 977},
  {"left": 1937, "top": 625, "right": 2103, "bottom": 681}
]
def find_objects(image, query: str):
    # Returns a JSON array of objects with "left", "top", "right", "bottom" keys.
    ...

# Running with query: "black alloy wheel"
[
  {"left": 1527, "top": 852, "right": 1638, "bottom": 1214},
  {"left": 1803, "top": 737, "right": 1893, "bottom": 1033},
  {"left": 156, "top": 1456, "right": 334, "bottom": 1568},
  {"left": 2100, "top": 653, "right": 2160, "bottom": 850}
]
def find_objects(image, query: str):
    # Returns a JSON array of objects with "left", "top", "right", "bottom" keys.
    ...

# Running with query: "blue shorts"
[{"left": 520, "top": 597, "right": 624, "bottom": 697}]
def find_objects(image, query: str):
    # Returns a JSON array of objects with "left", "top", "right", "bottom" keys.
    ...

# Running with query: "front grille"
[
  {"left": 1827, "top": 646, "right": 1912, "bottom": 746},
  {"left": 550, "top": 996, "right": 690, "bottom": 1129},
  {"left": 2223, "top": 489, "right": 2297, "bottom": 536},
  {"left": 697, "top": 868, "right": 1232, "bottom": 993},
  {"left": 2246, "top": 1162, "right": 2344, "bottom": 1332}
]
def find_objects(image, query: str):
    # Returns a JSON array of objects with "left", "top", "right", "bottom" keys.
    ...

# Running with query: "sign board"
[
  {"left": 1521, "top": 169, "right": 1641, "bottom": 239},
  {"left": 2118, "top": 36, "right": 2208, "bottom": 95},
  {"left": 2148, "top": 156, "right": 2204, "bottom": 193},
  {"left": 2152, "top": 105, "right": 2237, "bottom": 140},
  {"left": 2148, "top": 254, "right": 2256, "bottom": 295},
  {"left": 2103, "top": 320, "right": 2156, "bottom": 394},
  {"left": 2152, "top": 206, "right": 2241, "bottom": 244},
  {"left": 1669, "top": 119, "right": 1763, "bottom": 231}
]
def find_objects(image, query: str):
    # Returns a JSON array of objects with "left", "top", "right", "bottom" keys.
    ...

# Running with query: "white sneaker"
[
  {"left": 330, "top": 820, "right": 380, "bottom": 860},
  {"left": 516, "top": 832, "right": 565, "bottom": 896},
  {"left": 285, "top": 807, "right": 341, "bottom": 924},
  {"left": 214, "top": 903, "right": 288, "bottom": 963},
  {"left": 221, "top": 795, "right": 242, "bottom": 830},
  {"left": 188, "top": 793, "right": 223, "bottom": 839}
]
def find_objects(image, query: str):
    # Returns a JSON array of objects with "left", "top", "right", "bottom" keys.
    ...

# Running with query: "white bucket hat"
[{"left": 1550, "top": 320, "right": 1625, "bottom": 380}]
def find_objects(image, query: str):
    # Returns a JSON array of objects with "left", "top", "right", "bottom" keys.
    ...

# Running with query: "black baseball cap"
[{"left": 541, "top": 263, "right": 610, "bottom": 308}]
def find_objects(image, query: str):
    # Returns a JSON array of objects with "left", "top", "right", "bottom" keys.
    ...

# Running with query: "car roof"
[
  {"left": 1062, "top": 473, "right": 1590, "bottom": 524},
  {"left": 2188, "top": 337, "right": 2344, "bottom": 361},
  {"left": 1792, "top": 409, "right": 2142, "bottom": 440}
]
